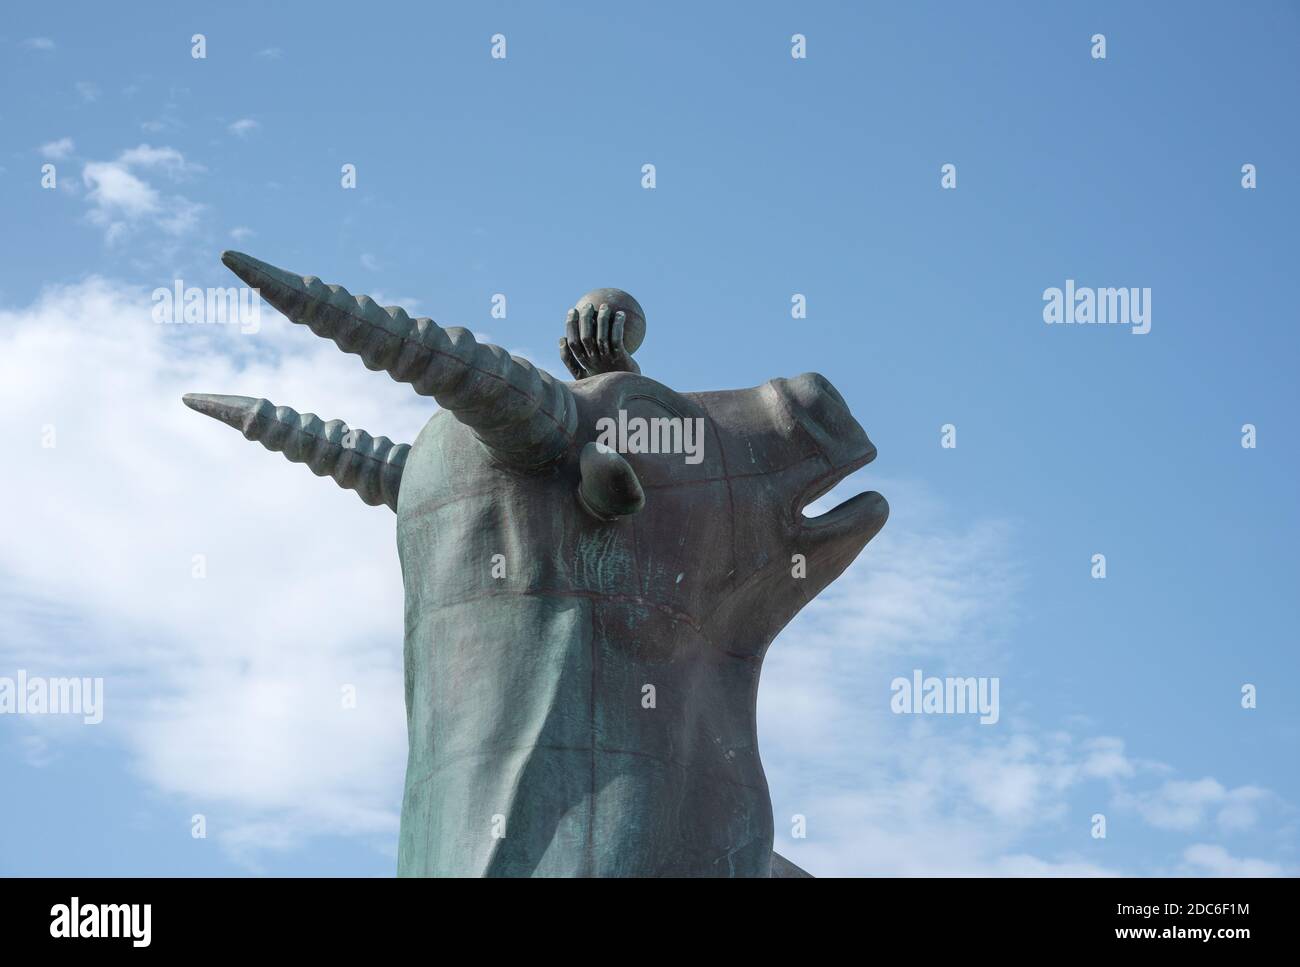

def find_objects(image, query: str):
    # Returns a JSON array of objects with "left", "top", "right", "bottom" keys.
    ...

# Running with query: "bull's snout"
[{"left": 779, "top": 372, "right": 874, "bottom": 468}]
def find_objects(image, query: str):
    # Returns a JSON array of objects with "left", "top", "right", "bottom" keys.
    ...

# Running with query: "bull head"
[{"left": 186, "top": 251, "right": 888, "bottom": 877}]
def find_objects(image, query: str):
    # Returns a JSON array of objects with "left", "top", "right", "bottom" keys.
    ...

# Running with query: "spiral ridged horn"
[
  {"left": 221, "top": 250, "right": 577, "bottom": 469},
  {"left": 182, "top": 394, "right": 409, "bottom": 511}
]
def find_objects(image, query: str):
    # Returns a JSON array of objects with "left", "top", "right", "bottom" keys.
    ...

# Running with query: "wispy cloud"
[
  {"left": 1122, "top": 778, "right": 1271, "bottom": 833},
  {"left": 80, "top": 144, "right": 205, "bottom": 245},
  {"left": 23, "top": 37, "right": 55, "bottom": 51},
  {"left": 761, "top": 476, "right": 1292, "bottom": 876},
  {"left": 40, "top": 138, "right": 75, "bottom": 161},
  {"left": 227, "top": 118, "right": 259, "bottom": 138},
  {"left": 1180, "top": 844, "right": 1285, "bottom": 877},
  {"left": 75, "top": 81, "right": 101, "bottom": 103},
  {"left": 116, "top": 144, "right": 204, "bottom": 177}
]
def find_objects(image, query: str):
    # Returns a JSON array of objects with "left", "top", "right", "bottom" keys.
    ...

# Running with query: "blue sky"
[{"left": 1, "top": 0, "right": 1297, "bottom": 876}]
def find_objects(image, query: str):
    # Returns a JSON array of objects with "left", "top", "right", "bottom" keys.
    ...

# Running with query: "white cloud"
[
  {"left": 258, "top": 48, "right": 282, "bottom": 59},
  {"left": 1124, "top": 778, "right": 1270, "bottom": 833},
  {"left": 79, "top": 145, "right": 205, "bottom": 245},
  {"left": 1079, "top": 736, "right": 1137, "bottom": 780},
  {"left": 993, "top": 854, "right": 1117, "bottom": 877},
  {"left": 1181, "top": 844, "right": 1286, "bottom": 877},
  {"left": 360, "top": 253, "right": 382, "bottom": 271},
  {"left": 762, "top": 477, "right": 1286, "bottom": 876},
  {"left": 0, "top": 277, "right": 440, "bottom": 865},
  {"left": 761, "top": 483, "right": 1092, "bottom": 874},
  {"left": 23, "top": 37, "right": 55, "bottom": 51},
  {"left": 230, "top": 226, "right": 255, "bottom": 241},
  {"left": 761, "top": 486, "right": 1019, "bottom": 759},
  {"left": 83, "top": 162, "right": 160, "bottom": 222},
  {"left": 116, "top": 144, "right": 203, "bottom": 177},
  {"left": 227, "top": 119, "right": 259, "bottom": 138},
  {"left": 40, "top": 138, "right": 75, "bottom": 161},
  {"left": 75, "top": 81, "right": 101, "bottom": 103}
]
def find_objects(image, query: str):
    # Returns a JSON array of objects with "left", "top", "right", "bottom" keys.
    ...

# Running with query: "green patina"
[{"left": 185, "top": 251, "right": 888, "bottom": 877}]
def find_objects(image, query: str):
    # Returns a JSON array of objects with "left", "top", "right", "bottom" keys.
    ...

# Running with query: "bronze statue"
[{"left": 184, "top": 251, "right": 887, "bottom": 876}]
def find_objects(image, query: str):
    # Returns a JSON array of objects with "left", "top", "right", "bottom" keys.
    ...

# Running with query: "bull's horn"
[
  {"left": 221, "top": 251, "right": 577, "bottom": 469},
  {"left": 182, "top": 393, "right": 408, "bottom": 511}
]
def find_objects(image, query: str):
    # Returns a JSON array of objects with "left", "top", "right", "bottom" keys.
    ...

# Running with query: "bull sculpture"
[{"left": 185, "top": 251, "right": 888, "bottom": 877}]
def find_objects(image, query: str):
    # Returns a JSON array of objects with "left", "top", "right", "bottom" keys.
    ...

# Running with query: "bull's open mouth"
[
  {"left": 802, "top": 489, "right": 889, "bottom": 538},
  {"left": 796, "top": 446, "right": 883, "bottom": 533}
]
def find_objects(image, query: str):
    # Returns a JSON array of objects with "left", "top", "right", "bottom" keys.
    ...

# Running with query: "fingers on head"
[
  {"left": 611, "top": 310, "right": 627, "bottom": 353},
  {"left": 596, "top": 303, "right": 612, "bottom": 354},
  {"left": 578, "top": 302, "right": 598, "bottom": 354},
  {"left": 559, "top": 336, "right": 585, "bottom": 377},
  {"left": 566, "top": 308, "right": 589, "bottom": 362}
]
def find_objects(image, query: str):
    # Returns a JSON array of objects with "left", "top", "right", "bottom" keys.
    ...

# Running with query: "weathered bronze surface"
[{"left": 185, "top": 251, "right": 887, "bottom": 877}]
